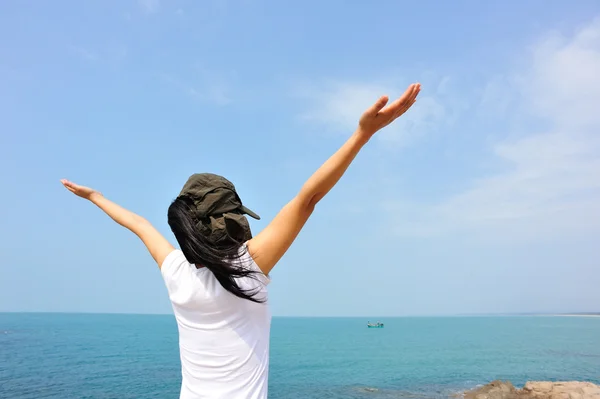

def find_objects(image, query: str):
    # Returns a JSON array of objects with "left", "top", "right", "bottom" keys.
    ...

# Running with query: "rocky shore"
[{"left": 462, "top": 380, "right": 600, "bottom": 399}]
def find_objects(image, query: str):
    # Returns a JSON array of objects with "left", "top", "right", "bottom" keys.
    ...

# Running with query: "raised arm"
[
  {"left": 60, "top": 180, "right": 175, "bottom": 267},
  {"left": 247, "top": 83, "right": 421, "bottom": 275}
]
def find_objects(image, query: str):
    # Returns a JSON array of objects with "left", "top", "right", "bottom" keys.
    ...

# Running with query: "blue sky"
[{"left": 1, "top": 0, "right": 599, "bottom": 316}]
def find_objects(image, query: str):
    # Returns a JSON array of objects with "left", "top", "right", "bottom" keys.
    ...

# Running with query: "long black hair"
[{"left": 167, "top": 196, "right": 265, "bottom": 303}]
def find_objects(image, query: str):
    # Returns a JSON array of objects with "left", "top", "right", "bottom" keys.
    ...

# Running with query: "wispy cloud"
[
  {"left": 526, "top": 18, "right": 600, "bottom": 128},
  {"left": 386, "top": 17, "right": 600, "bottom": 241},
  {"left": 295, "top": 76, "right": 463, "bottom": 147},
  {"left": 138, "top": 0, "right": 159, "bottom": 13}
]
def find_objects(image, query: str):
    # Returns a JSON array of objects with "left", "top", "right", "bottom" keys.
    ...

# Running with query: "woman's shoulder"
[
  {"left": 237, "top": 243, "right": 271, "bottom": 286},
  {"left": 160, "top": 248, "right": 190, "bottom": 276}
]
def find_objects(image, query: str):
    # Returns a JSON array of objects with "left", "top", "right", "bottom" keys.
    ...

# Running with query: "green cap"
[
  {"left": 179, "top": 173, "right": 260, "bottom": 220},
  {"left": 178, "top": 173, "right": 259, "bottom": 245}
]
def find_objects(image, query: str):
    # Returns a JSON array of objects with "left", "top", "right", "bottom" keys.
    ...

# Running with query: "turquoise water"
[{"left": 1, "top": 314, "right": 599, "bottom": 398}]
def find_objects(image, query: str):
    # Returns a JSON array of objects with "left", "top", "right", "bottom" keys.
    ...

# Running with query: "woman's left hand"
[{"left": 60, "top": 179, "right": 102, "bottom": 201}]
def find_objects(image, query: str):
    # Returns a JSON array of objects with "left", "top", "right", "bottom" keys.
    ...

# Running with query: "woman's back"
[
  {"left": 161, "top": 246, "right": 271, "bottom": 399},
  {"left": 60, "top": 83, "right": 420, "bottom": 398}
]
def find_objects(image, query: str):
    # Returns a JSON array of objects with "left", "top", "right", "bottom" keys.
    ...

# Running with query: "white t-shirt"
[{"left": 161, "top": 244, "right": 272, "bottom": 399}]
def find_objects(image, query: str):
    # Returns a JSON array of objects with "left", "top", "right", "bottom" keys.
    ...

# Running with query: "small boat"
[{"left": 367, "top": 321, "right": 384, "bottom": 328}]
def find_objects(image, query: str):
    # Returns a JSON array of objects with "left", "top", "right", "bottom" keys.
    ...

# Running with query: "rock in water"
[
  {"left": 463, "top": 381, "right": 517, "bottom": 399},
  {"left": 463, "top": 381, "right": 600, "bottom": 399},
  {"left": 522, "top": 381, "right": 600, "bottom": 399}
]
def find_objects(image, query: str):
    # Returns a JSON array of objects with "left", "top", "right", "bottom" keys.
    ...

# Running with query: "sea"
[{"left": 1, "top": 313, "right": 599, "bottom": 399}]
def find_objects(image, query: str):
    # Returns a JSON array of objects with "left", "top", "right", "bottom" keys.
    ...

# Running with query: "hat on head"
[
  {"left": 178, "top": 173, "right": 259, "bottom": 245},
  {"left": 179, "top": 173, "right": 259, "bottom": 220}
]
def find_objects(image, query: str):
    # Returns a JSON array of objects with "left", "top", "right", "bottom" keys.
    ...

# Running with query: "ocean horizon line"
[{"left": 1, "top": 311, "right": 599, "bottom": 317}]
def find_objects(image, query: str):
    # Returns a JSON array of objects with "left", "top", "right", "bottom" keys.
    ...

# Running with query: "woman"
[{"left": 61, "top": 83, "right": 420, "bottom": 398}]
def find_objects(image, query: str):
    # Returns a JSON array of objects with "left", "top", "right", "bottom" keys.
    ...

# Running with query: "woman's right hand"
[
  {"left": 60, "top": 179, "right": 102, "bottom": 201},
  {"left": 357, "top": 82, "right": 421, "bottom": 140}
]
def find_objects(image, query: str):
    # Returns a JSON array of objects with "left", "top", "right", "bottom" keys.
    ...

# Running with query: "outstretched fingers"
[
  {"left": 61, "top": 179, "right": 79, "bottom": 195},
  {"left": 394, "top": 96, "right": 418, "bottom": 119},
  {"left": 61, "top": 179, "right": 74, "bottom": 189},
  {"left": 382, "top": 83, "right": 420, "bottom": 118},
  {"left": 364, "top": 95, "right": 390, "bottom": 118}
]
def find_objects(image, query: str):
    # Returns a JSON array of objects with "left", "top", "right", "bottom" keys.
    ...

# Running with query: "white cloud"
[
  {"left": 388, "top": 18, "right": 600, "bottom": 241},
  {"left": 420, "top": 134, "right": 599, "bottom": 236},
  {"left": 138, "top": 0, "right": 159, "bottom": 13},
  {"left": 526, "top": 18, "right": 600, "bottom": 128},
  {"left": 296, "top": 77, "right": 456, "bottom": 147}
]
